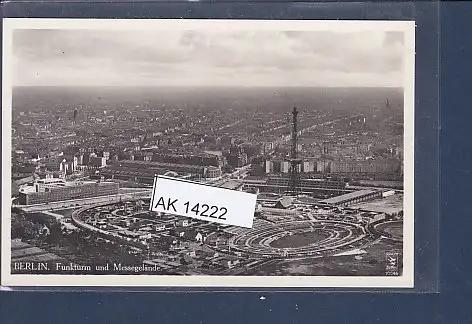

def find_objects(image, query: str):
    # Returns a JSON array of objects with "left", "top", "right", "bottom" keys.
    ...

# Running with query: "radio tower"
[{"left": 288, "top": 106, "right": 301, "bottom": 195}]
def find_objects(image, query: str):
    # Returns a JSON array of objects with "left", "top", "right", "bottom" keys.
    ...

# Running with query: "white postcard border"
[{"left": 2, "top": 18, "right": 415, "bottom": 288}]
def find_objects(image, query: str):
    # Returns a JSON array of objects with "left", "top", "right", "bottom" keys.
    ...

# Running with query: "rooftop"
[
  {"left": 19, "top": 180, "right": 117, "bottom": 194},
  {"left": 10, "top": 241, "right": 64, "bottom": 262},
  {"left": 101, "top": 166, "right": 169, "bottom": 178},
  {"left": 275, "top": 196, "right": 295, "bottom": 208},
  {"left": 112, "top": 160, "right": 206, "bottom": 172},
  {"left": 320, "top": 189, "right": 378, "bottom": 204},
  {"left": 11, "top": 246, "right": 44, "bottom": 259},
  {"left": 296, "top": 196, "right": 321, "bottom": 204},
  {"left": 11, "top": 240, "right": 31, "bottom": 250},
  {"left": 219, "top": 180, "right": 244, "bottom": 190}
]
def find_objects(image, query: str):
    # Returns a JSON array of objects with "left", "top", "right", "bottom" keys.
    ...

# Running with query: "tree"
[
  {"left": 22, "top": 221, "right": 38, "bottom": 240},
  {"left": 45, "top": 223, "right": 63, "bottom": 244},
  {"left": 11, "top": 218, "right": 25, "bottom": 239}
]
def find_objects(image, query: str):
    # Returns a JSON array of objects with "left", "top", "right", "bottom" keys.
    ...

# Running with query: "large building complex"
[
  {"left": 264, "top": 158, "right": 401, "bottom": 177},
  {"left": 18, "top": 179, "right": 119, "bottom": 205},
  {"left": 136, "top": 150, "right": 222, "bottom": 167},
  {"left": 330, "top": 159, "right": 401, "bottom": 175},
  {"left": 97, "top": 160, "right": 220, "bottom": 184},
  {"left": 319, "top": 189, "right": 383, "bottom": 207},
  {"left": 243, "top": 176, "right": 349, "bottom": 196},
  {"left": 265, "top": 159, "right": 327, "bottom": 174}
]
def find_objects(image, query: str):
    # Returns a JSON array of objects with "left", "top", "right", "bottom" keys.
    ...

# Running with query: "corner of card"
[{"left": 149, "top": 176, "right": 257, "bottom": 228}]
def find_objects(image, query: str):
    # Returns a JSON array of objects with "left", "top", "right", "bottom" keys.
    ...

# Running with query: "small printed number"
[
  {"left": 184, "top": 201, "right": 190, "bottom": 213},
  {"left": 183, "top": 201, "right": 227, "bottom": 220},
  {"left": 209, "top": 206, "right": 218, "bottom": 218},
  {"left": 191, "top": 203, "right": 200, "bottom": 215},
  {"left": 219, "top": 207, "right": 227, "bottom": 220},
  {"left": 200, "top": 204, "right": 209, "bottom": 217}
]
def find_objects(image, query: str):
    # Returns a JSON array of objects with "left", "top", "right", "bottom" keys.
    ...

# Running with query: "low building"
[
  {"left": 153, "top": 224, "right": 167, "bottom": 232},
  {"left": 330, "top": 159, "right": 401, "bottom": 176},
  {"left": 213, "top": 256, "right": 241, "bottom": 269},
  {"left": 175, "top": 219, "right": 189, "bottom": 227},
  {"left": 243, "top": 176, "right": 349, "bottom": 196},
  {"left": 90, "top": 156, "right": 107, "bottom": 168},
  {"left": 319, "top": 189, "right": 382, "bottom": 207},
  {"left": 118, "top": 230, "right": 151, "bottom": 240},
  {"left": 274, "top": 197, "right": 294, "bottom": 209},
  {"left": 172, "top": 227, "right": 187, "bottom": 237},
  {"left": 382, "top": 190, "right": 396, "bottom": 198},
  {"left": 18, "top": 180, "right": 119, "bottom": 205},
  {"left": 219, "top": 180, "right": 244, "bottom": 191},
  {"left": 205, "top": 166, "right": 222, "bottom": 179},
  {"left": 195, "top": 232, "right": 204, "bottom": 242},
  {"left": 12, "top": 165, "right": 37, "bottom": 180}
]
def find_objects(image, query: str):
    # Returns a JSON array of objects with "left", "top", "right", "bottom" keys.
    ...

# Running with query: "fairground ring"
[
  {"left": 71, "top": 199, "right": 403, "bottom": 260},
  {"left": 207, "top": 219, "right": 403, "bottom": 259}
]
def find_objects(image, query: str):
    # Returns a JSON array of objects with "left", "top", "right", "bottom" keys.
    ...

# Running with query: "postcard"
[{"left": 1, "top": 19, "right": 414, "bottom": 287}]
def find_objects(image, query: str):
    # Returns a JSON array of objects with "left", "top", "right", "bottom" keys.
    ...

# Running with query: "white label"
[{"left": 149, "top": 176, "right": 257, "bottom": 228}]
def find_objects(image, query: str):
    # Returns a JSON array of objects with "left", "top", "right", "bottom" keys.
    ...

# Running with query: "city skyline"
[{"left": 13, "top": 30, "right": 405, "bottom": 88}]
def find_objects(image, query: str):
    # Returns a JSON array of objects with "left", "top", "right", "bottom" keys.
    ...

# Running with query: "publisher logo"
[{"left": 385, "top": 252, "right": 399, "bottom": 276}]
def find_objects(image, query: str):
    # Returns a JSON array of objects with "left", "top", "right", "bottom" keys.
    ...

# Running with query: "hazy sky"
[{"left": 13, "top": 29, "right": 405, "bottom": 87}]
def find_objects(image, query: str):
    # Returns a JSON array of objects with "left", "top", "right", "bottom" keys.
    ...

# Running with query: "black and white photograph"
[{"left": 1, "top": 19, "right": 415, "bottom": 287}]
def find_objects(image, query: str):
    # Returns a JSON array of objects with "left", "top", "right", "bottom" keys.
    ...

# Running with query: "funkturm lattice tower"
[{"left": 288, "top": 106, "right": 302, "bottom": 195}]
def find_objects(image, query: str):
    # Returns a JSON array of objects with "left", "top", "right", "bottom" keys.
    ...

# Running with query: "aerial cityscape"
[{"left": 7, "top": 27, "right": 407, "bottom": 278}]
